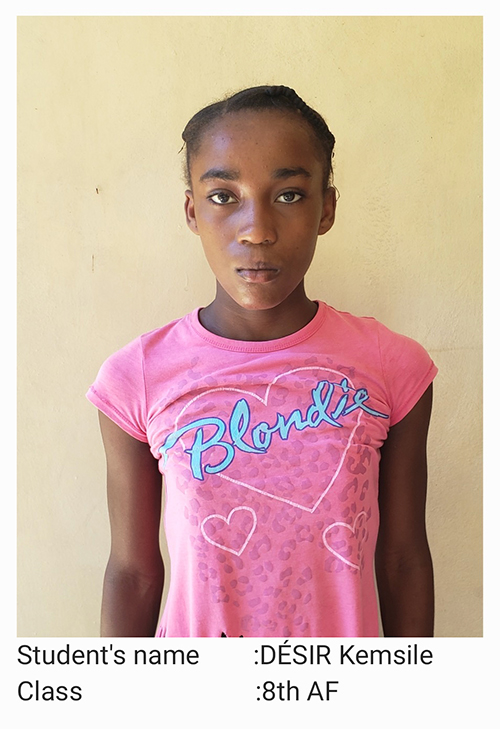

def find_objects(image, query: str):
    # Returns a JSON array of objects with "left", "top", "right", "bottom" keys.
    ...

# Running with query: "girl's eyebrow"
[
  {"left": 272, "top": 167, "right": 312, "bottom": 180},
  {"left": 199, "top": 168, "right": 240, "bottom": 182}
]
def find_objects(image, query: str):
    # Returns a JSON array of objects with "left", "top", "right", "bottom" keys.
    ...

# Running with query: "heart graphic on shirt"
[
  {"left": 166, "top": 366, "right": 367, "bottom": 513},
  {"left": 322, "top": 511, "right": 369, "bottom": 571},
  {"left": 201, "top": 506, "right": 257, "bottom": 556}
]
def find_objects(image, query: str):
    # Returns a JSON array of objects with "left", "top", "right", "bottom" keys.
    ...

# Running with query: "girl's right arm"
[{"left": 98, "top": 411, "right": 164, "bottom": 637}]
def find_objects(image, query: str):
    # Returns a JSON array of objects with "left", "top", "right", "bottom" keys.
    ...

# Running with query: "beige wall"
[{"left": 17, "top": 16, "right": 482, "bottom": 637}]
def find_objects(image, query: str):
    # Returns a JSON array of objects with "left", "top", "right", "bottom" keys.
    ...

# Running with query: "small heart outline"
[
  {"left": 201, "top": 506, "right": 257, "bottom": 556},
  {"left": 322, "top": 511, "right": 368, "bottom": 571}
]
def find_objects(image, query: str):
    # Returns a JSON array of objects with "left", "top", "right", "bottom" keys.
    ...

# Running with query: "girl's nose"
[{"left": 236, "top": 201, "right": 277, "bottom": 245}]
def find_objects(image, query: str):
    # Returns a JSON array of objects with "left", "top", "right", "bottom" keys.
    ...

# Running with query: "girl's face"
[{"left": 185, "top": 110, "right": 336, "bottom": 313}]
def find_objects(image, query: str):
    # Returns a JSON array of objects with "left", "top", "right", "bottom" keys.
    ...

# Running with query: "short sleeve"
[
  {"left": 377, "top": 322, "right": 438, "bottom": 427},
  {"left": 86, "top": 337, "right": 149, "bottom": 442}
]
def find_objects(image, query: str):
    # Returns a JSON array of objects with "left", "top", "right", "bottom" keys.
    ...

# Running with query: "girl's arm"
[
  {"left": 375, "top": 384, "right": 435, "bottom": 637},
  {"left": 99, "top": 411, "right": 164, "bottom": 637}
]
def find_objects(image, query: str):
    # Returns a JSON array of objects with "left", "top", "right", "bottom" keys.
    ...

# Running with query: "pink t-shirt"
[{"left": 87, "top": 302, "right": 437, "bottom": 637}]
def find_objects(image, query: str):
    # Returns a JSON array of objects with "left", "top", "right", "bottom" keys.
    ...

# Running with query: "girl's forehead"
[{"left": 193, "top": 110, "right": 323, "bottom": 172}]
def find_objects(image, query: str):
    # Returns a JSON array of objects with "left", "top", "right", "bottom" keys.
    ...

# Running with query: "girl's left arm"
[{"left": 375, "top": 384, "right": 435, "bottom": 637}]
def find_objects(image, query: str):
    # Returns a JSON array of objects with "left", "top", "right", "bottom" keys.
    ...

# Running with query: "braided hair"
[{"left": 181, "top": 85, "right": 335, "bottom": 191}]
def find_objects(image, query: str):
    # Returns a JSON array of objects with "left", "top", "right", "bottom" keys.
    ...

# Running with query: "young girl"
[{"left": 87, "top": 85, "right": 437, "bottom": 638}]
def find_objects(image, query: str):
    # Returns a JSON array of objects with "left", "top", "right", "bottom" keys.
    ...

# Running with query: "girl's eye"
[
  {"left": 208, "top": 191, "right": 237, "bottom": 205},
  {"left": 276, "top": 191, "right": 303, "bottom": 204}
]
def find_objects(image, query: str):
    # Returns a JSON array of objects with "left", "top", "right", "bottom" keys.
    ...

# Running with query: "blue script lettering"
[{"left": 159, "top": 380, "right": 388, "bottom": 480}]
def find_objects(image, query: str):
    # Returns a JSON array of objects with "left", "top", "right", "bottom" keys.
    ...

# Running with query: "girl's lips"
[{"left": 236, "top": 267, "right": 280, "bottom": 283}]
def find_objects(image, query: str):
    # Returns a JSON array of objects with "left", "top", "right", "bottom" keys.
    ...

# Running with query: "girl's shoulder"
[
  {"left": 86, "top": 310, "right": 200, "bottom": 441},
  {"left": 322, "top": 301, "right": 429, "bottom": 353},
  {"left": 321, "top": 302, "right": 437, "bottom": 425},
  {"left": 104, "top": 309, "right": 201, "bottom": 366}
]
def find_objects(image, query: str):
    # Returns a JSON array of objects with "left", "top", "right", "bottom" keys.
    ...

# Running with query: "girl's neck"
[{"left": 198, "top": 284, "right": 318, "bottom": 342}]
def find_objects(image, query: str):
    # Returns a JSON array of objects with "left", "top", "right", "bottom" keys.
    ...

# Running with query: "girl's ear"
[
  {"left": 318, "top": 187, "right": 336, "bottom": 235},
  {"left": 184, "top": 190, "right": 199, "bottom": 235}
]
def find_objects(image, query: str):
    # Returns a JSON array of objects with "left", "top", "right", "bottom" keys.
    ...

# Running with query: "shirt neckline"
[{"left": 189, "top": 300, "right": 327, "bottom": 353}]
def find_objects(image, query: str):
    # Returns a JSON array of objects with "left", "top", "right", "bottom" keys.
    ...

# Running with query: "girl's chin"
[
  {"left": 215, "top": 278, "right": 307, "bottom": 313},
  {"left": 228, "top": 292, "right": 291, "bottom": 312}
]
